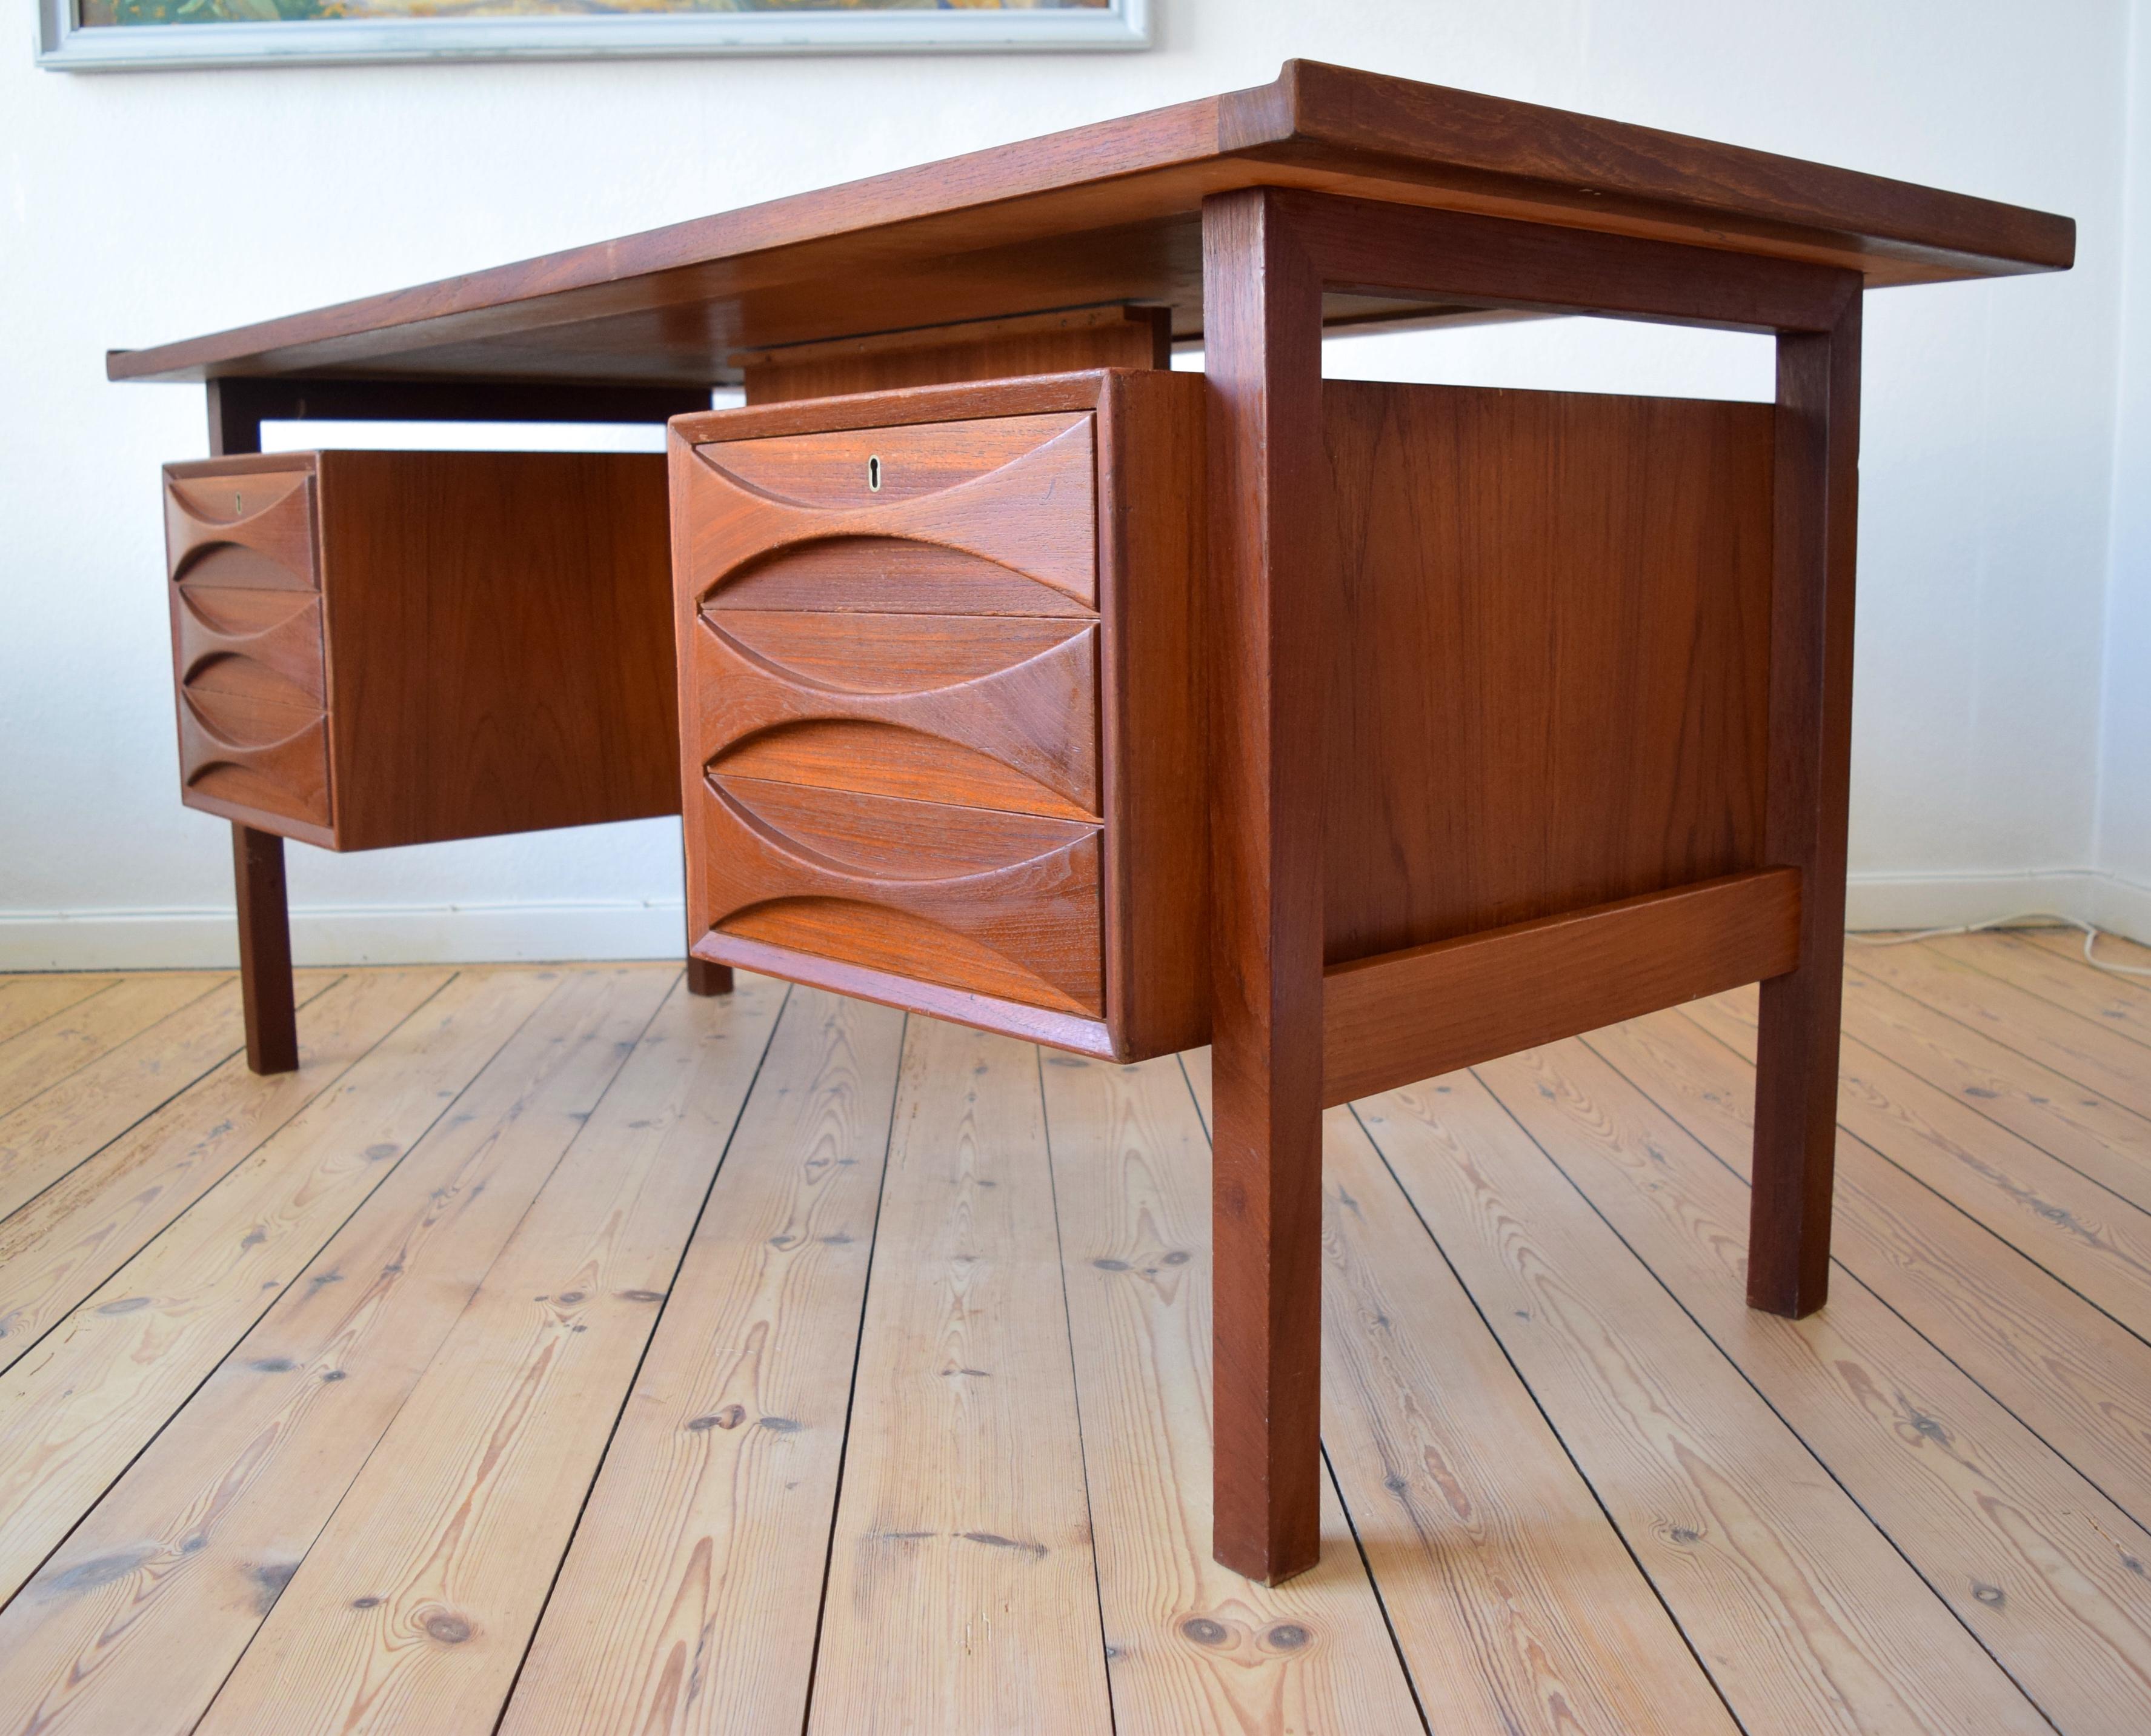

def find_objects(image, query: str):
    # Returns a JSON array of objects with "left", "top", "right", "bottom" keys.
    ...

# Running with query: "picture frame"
[{"left": 35, "top": 0, "right": 1150, "bottom": 73}]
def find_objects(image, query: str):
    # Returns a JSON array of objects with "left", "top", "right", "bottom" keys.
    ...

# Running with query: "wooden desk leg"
[
  {"left": 231, "top": 823, "right": 301, "bottom": 1075},
  {"left": 1749, "top": 294, "right": 1863, "bottom": 1317},
  {"left": 682, "top": 836, "right": 731, "bottom": 996},
  {"left": 1203, "top": 188, "right": 1328, "bottom": 1585}
]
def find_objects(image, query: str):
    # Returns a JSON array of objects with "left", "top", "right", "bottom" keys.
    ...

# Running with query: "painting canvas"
[{"left": 42, "top": 0, "right": 1148, "bottom": 68}]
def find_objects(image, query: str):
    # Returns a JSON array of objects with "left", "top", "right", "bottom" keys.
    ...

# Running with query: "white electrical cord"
[{"left": 1848, "top": 911, "right": 2151, "bottom": 979}]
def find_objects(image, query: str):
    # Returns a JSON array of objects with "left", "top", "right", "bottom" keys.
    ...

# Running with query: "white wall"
[
  {"left": 0, "top": 0, "right": 2137, "bottom": 965},
  {"left": 2098, "top": 0, "right": 2151, "bottom": 942}
]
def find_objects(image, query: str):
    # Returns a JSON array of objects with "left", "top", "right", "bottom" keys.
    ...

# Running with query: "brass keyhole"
[
  {"left": 866, "top": 456, "right": 882, "bottom": 493},
  {"left": 233, "top": 493, "right": 244, "bottom": 514}
]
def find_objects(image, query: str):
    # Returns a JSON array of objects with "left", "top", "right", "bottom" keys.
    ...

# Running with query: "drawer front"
[
  {"left": 165, "top": 467, "right": 317, "bottom": 591},
  {"left": 679, "top": 408, "right": 1108, "bottom": 1020},
  {"left": 682, "top": 412, "right": 1096, "bottom": 614},
  {"left": 176, "top": 686, "right": 331, "bottom": 830},
  {"left": 165, "top": 464, "right": 331, "bottom": 832},
  {"left": 173, "top": 586, "right": 326, "bottom": 709},
  {"left": 696, "top": 776, "right": 1103, "bottom": 1017},
  {"left": 689, "top": 610, "right": 1099, "bottom": 820}
]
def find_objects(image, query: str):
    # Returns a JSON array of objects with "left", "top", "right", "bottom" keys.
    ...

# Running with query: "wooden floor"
[{"left": 0, "top": 931, "right": 2147, "bottom": 1733}]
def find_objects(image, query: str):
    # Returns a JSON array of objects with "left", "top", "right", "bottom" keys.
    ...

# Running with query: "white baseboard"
[
  {"left": 0, "top": 899, "right": 688, "bottom": 971},
  {"left": 4, "top": 870, "right": 2146, "bottom": 971},
  {"left": 1844, "top": 866, "right": 2151, "bottom": 945}
]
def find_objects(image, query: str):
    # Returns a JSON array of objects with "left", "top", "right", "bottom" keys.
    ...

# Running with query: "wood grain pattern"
[
  {"left": 1481, "top": 1034, "right": 2151, "bottom": 1734},
  {"left": 708, "top": 717, "right": 1100, "bottom": 822},
  {"left": 0, "top": 972, "right": 403, "bottom": 1370},
  {"left": 3, "top": 939, "right": 2149, "bottom": 1731},
  {"left": 1184, "top": 1047, "right": 1737, "bottom": 1734},
  {"left": 165, "top": 451, "right": 682, "bottom": 851},
  {"left": 1749, "top": 299, "right": 1863, "bottom": 1317},
  {"left": 807, "top": 1016, "right": 1112, "bottom": 1735},
  {"left": 1092, "top": 368, "right": 1211, "bottom": 1063},
  {"left": 1846, "top": 943, "right": 2151, "bottom": 1121},
  {"left": 0, "top": 976, "right": 118, "bottom": 1048},
  {"left": 172, "top": 588, "right": 325, "bottom": 709},
  {"left": 2026, "top": 921, "right": 2151, "bottom": 974},
  {"left": 1037, "top": 1049, "right": 1427, "bottom": 1735},
  {"left": 0, "top": 973, "right": 227, "bottom": 1123},
  {"left": 1649, "top": 996, "right": 2151, "bottom": 1528},
  {"left": 714, "top": 775, "right": 1097, "bottom": 879},
  {"left": 1317, "top": 1105, "right": 1741, "bottom": 1734},
  {"left": 0, "top": 968, "right": 551, "bottom": 1606},
  {"left": 1704, "top": 987, "right": 2151, "bottom": 1349},
  {"left": 1319, "top": 382, "right": 1777, "bottom": 961},
  {"left": 1282, "top": 183, "right": 1853, "bottom": 333},
  {"left": 197, "top": 973, "right": 774, "bottom": 1736},
  {"left": 164, "top": 466, "right": 316, "bottom": 590},
  {"left": 691, "top": 612, "right": 1102, "bottom": 818},
  {"left": 503, "top": 988, "right": 904, "bottom": 1736},
  {"left": 107, "top": 62, "right": 2071, "bottom": 390},
  {"left": 0, "top": 968, "right": 679, "bottom": 1736},
  {"left": 685, "top": 413, "right": 1097, "bottom": 608},
  {"left": 1837, "top": 962, "right": 2151, "bottom": 1214},
  {"left": 1202, "top": 188, "right": 1329, "bottom": 1585},
  {"left": 317, "top": 450, "right": 681, "bottom": 851},
  {"left": 1321, "top": 870, "right": 1800, "bottom": 1105},
  {"left": 1926, "top": 928, "right": 2151, "bottom": 1043},
  {"left": 740, "top": 305, "right": 1171, "bottom": 402},
  {"left": 696, "top": 779, "right": 1105, "bottom": 1016},
  {"left": 0, "top": 978, "right": 279, "bottom": 1231},
  {"left": 1354, "top": 1069, "right": 2051, "bottom": 1735},
  {"left": 712, "top": 610, "right": 1092, "bottom": 692},
  {"left": 181, "top": 695, "right": 331, "bottom": 831},
  {"left": 231, "top": 826, "right": 302, "bottom": 1071}
]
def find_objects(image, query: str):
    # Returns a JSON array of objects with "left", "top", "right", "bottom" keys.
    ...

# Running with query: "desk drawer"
[
  {"left": 177, "top": 687, "right": 331, "bottom": 830},
  {"left": 165, "top": 465, "right": 317, "bottom": 591},
  {"left": 679, "top": 411, "right": 1096, "bottom": 614},
  {"left": 672, "top": 370, "right": 1207, "bottom": 1060},
  {"left": 689, "top": 610, "right": 1099, "bottom": 820},
  {"left": 698, "top": 776, "right": 1104, "bottom": 1017},
  {"left": 161, "top": 450, "right": 678, "bottom": 851}
]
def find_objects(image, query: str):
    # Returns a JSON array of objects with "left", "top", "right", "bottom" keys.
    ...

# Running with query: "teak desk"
[{"left": 111, "top": 62, "right": 2073, "bottom": 1585}]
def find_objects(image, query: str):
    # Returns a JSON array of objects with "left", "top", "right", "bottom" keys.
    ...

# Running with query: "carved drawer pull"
[
  {"left": 687, "top": 417, "right": 1095, "bottom": 608},
  {"left": 693, "top": 615, "right": 1099, "bottom": 819},
  {"left": 173, "top": 586, "right": 325, "bottom": 708},
  {"left": 177, "top": 688, "right": 331, "bottom": 828},
  {"left": 165, "top": 470, "right": 316, "bottom": 587},
  {"left": 696, "top": 779, "right": 1103, "bottom": 1016}
]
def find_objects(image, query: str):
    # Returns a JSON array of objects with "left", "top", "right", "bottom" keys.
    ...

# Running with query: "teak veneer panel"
[
  {"left": 107, "top": 62, "right": 2071, "bottom": 390},
  {"left": 1322, "top": 379, "right": 1776, "bottom": 963}
]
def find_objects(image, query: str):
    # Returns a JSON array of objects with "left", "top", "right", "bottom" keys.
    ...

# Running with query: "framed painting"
[{"left": 36, "top": 0, "right": 1149, "bottom": 70}]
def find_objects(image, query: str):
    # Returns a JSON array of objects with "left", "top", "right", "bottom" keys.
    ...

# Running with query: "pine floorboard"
[{"left": 0, "top": 933, "right": 2143, "bottom": 1734}]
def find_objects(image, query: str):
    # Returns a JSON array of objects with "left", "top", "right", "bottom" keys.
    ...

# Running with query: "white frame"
[{"left": 36, "top": 0, "right": 1149, "bottom": 71}]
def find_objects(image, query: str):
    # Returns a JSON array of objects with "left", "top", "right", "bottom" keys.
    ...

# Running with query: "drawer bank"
[
  {"left": 111, "top": 61, "right": 2073, "bottom": 1585},
  {"left": 164, "top": 449, "right": 679, "bottom": 852},
  {"left": 672, "top": 370, "right": 1208, "bottom": 1062}
]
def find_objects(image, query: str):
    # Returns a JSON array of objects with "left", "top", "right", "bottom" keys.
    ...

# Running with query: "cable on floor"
[{"left": 1848, "top": 911, "right": 2151, "bottom": 979}]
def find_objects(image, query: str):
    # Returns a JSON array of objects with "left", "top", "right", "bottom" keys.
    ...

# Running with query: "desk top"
[{"left": 108, "top": 60, "right": 2073, "bottom": 390}]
